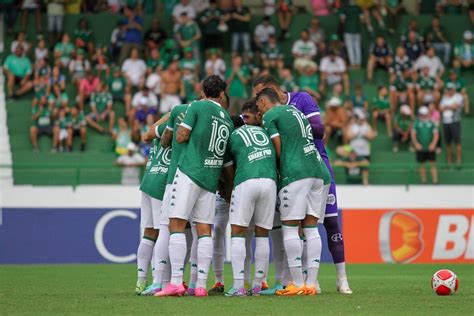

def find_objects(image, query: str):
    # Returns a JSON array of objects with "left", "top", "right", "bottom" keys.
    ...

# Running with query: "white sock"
[
  {"left": 270, "top": 229, "right": 285, "bottom": 284},
  {"left": 153, "top": 225, "right": 170, "bottom": 286},
  {"left": 231, "top": 236, "right": 246, "bottom": 289},
  {"left": 282, "top": 225, "right": 304, "bottom": 287},
  {"left": 137, "top": 237, "right": 155, "bottom": 282},
  {"left": 162, "top": 261, "right": 171, "bottom": 288},
  {"left": 212, "top": 221, "right": 226, "bottom": 284},
  {"left": 336, "top": 262, "right": 347, "bottom": 280},
  {"left": 282, "top": 254, "right": 291, "bottom": 286},
  {"left": 169, "top": 233, "right": 186, "bottom": 286},
  {"left": 304, "top": 227, "right": 322, "bottom": 287},
  {"left": 302, "top": 238, "right": 308, "bottom": 282},
  {"left": 253, "top": 237, "right": 269, "bottom": 288},
  {"left": 196, "top": 236, "right": 213, "bottom": 289},
  {"left": 189, "top": 226, "right": 198, "bottom": 287},
  {"left": 244, "top": 230, "right": 253, "bottom": 285}
]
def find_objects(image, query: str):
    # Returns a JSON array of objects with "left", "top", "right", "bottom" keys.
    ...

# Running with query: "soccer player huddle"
[{"left": 135, "top": 74, "right": 352, "bottom": 297}]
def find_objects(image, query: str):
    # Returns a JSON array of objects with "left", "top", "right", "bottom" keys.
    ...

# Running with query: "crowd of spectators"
[{"left": 2, "top": 0, "right": 473, "bottom": 185}]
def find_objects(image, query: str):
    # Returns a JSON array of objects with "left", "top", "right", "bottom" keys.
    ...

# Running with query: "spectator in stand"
[
  {"left": 130, "top": 87, "right": 158, "bottom": 124},
  {"left": 34, "top": 37, "right": 48, "bottom": 65},
  {"left": 226, "top": 55, "right": 250, "bottom": 115},
  {"left": 179, "top": 47, "right": 200, "bottom": 77},
  {"left": 372, "top": 85, "right": 392, "bottom": 136},
  {"left": 32, "top": 73, "right": 50, "bottom": 109},
  {"left": 49, "top": 66, "right": 66, "bottom": 91},
  {"left": 349, "top": 83, "right": 368, "bottom": 112},
  {"left": 389, "top": 46, "right": 413, "bottom": 83},
  {"left": 112, "top": 117, "right": 132, "bottom": 155},
  {"left": 20, "top": 0, "right": 42, "bottom": 33},
  {"left": 327, "top": 34, "right": 348, "bottom": 62},
  {"left": 0, "top": 0, "right": 17, "bottom": 36},
  {"left": 298, "top": 65, "right": 320, "bottom": 101},
  {"left": 159, "top": 39, "right": 180, "bottom": 70},
  {"left": 445, "top": 70, "right": 469, "bottom": 115},
  {"left": 48, "top": 83, "right": 69, "bottom": 120},
  {"left": 357, "top": 0, "right": 385, "bottom": 35},
  {"left": 180, "top": 66, "right": 200, "bottom": 103},
  {"left": 308, "top": 17, "right": 326, "bottom": 57},
  {"left": 144, "top": 18, "right": 167, "bottom": 52},
  {"left": 261, "top": 35, "right": 284, "bottom": 71},
  {"left": 176, "top": 12, "right": 202, "bottom": 61},
  {"left": 340, "top": 1, "right": 363, "bottom": 67},
  {"left": 74, "top": 18, "right": 95, "bottom": 54},
  {"left": 119, "top": 6, "right": 144, "bottom": 65},
  {"left": 390, "top": 72, "right": 416, "bottom": 112},
  {"left": 122, "top": 47, "right": 147, "bottom": 89},
  {"left": 416, "top": 66, "right": 441, "bottom": 108},
  {"left": 292, "top": 29, "right": 317, "bottom": 74},
  {"left": 230, "top": 0, "right": 251, "bottom": 58},
  {"left": 11, "top": 32, "right": 30, "bottom": 57},
  {"left": 367, "top": 35, "right": 393, "bottom": 82},
  {"left": 67, "top": 106, "right": 87, "bottom": 152},
  {"left": 91, "top": 45, "right": 110, "bottom": 78},
  {"left": 86, "top": 81, "right": 115, "bottom": 134},
  {"left": 403, "top": 30, "right": 425, "bottom": 62},
  {"left": 109, "top": 66, "right": 132, "bottom": 112},
  {"left": 385, "top": 0, "right": 406, "bottom": 35},
  {"left": 3, "top": 46, "right": 33, "bottom": 99},
  {"left": 414, "top": 47, "right": 445, "bottom": 79},
  {"left": 439, "top": 83, "right": 463, "bottom": 168},
  {"left": 411, "top": 106, "right": 439, "bottom": 184},
  {"left": 160, "top": 60, "right": 182, "bottom": 114},
  {"left": 279, "top": 67, "right": 299, "bottom": 92},
  {"left": 334, "top": 148, "right": 369, "bottom": 185},
  {"left": 254, "top": 16, "right": 276, "bottom": 52},
  {"left": 145, "top": 48, "right": 161, "bottom": 75},
  {"left": 30, "top": 95, "right": 58, "bottom": 152},
  {"left": 199, "top": 0, "right": 224, "bottom": 51},
  {"left": 324, "top": 96, "right": 349, "bottom": 144},
  {"left": 115, "top": 142, "right": 146, "bottom": 186},
  {"left": 77, "top": 71, "right": 99, "bottom": 110},
  {"left": 424, "top": 15, "right": 451, "bottom": 65},
  {"left": 319, "top": 49, "right": 350, "bottom": 95},
  {"left": 34, "top": 57, "right": 51, "bottom": 80},
  {"left": 311, "top": 0, "right": 331, "bottom": 16},
  {"left": 47, "top": 1, "right": 65, "bottom": 45},
  {"left": 453, "top": 30, "right": 474, "bottom": 70},
  {"left": 54, "top": 33, "right": 75, "bottom": 69},
  {"left": 343, "top": 109, "right": 375, "bottom": 164},
  {"left": 400, "top": 19, "right": 423, "bottom": 42},
  {"left": 110, "top": 21, "right": 127, "bottom": 62},
  {"left": 172, "top": 0, "right": 197, "bottom": 25},
  {"left": 277, "top": 0, "right": 292, "bottom": 39},
  {"left": 69, "top": 49, "right": 91, "bottom": 90},
  {"left": 392, "top": 104, "right": 413, "bottom": 152},
  {"left": 205, "top": 48, "right": 226, "bottom": 80}
]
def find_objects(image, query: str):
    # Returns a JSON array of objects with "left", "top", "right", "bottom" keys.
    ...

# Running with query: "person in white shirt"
[
  {"left": 11, "top": 32, "right": 30, "bottom": 57},
  {"left": 122, "top": 47, "right": 147, "bottom": 89},
  {"left": 116, "top": 142, "right": 146, "bottom": 185},
  {"left": 254, "top": 16, "right": 276, "bottom": 51},
  {"left": 439, "top": 83, "right": 463, "bottom": 168},
  {"left": 146, "top": 68, "right": 162, "bottom": 96},
  {"left": 204, "top": 48, "right": 226, "bottom": 80},
  {"left": 292, "top": 29, "right": 317, "bottom": 73},
  {"left": 172, "top": 0, "right": 197, "bottom": 24},
  {"left": 320, "top": 50, "right": 350, "bottom": 95},
  {"left": 414, "top": 47, "right": 445, "bottom": 79},
  {"left": 130, "top": 87, "right": 159, "bottom": 123},
  {"left": 345, "top": 109, "right": 376, "bottom": 160}
]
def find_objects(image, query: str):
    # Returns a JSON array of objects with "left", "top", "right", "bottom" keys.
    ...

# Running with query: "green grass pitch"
[{"left": 1, "top": 264, "right": 473, "bottom": 315}]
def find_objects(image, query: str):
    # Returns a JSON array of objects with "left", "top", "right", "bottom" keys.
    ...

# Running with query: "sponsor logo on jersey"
[
  {"left": 204, "top": 157, "right": 224, "bottom": 167},
  {"left": 248, "top": 149, "right": 272, "bottom": 162},
  {"left": 303, "top": 143, "right": 317, "bottom": 155}
]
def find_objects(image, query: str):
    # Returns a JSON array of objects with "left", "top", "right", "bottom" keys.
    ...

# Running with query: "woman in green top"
[
  {"left": 372, "top": 85, "right": 392, "bottom": 136},
  {"left": 54, "top": 33, "right": 75, "bottom": 68}
]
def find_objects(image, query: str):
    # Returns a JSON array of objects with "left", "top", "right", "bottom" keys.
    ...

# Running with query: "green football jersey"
[
  {"left": 108, "top": 76, "right": 127, "bottom": 97},
  {"left": 166, "top": 104, "right": 189, "bottom": 185},
  {"left": 229, "top": 125, "right": 277, "bottom": 187},
  {"left": 140, "top": 124, "right": 171, "bottom": 200},
  {"left": 417, "top": 75, "right": 436, "bottom": 90},
  {"left": 262, "top": 105, "right": 330, "bottom": 187},
  {"left": 90, "top": 91, "right": 112, "bottom": 113},
  {"left": 32, "top": 105, "right": 52, "bottom": 127},
  {"left": 413, "top": 119, "right": 437, "bottom": 151},
  {"left": 373, "top": 95, "right": 390, "bottom": 110},
  {"left": 178, "top": 100, "right": 233, "bottom": 192}
]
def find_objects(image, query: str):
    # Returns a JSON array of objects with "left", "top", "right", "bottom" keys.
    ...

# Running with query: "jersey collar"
[
  {"left": 285, "top": 92, "right": 291, "bottom": 105},
  {"left": 208, "top": 99, "right": 222, "bottom": 107}
]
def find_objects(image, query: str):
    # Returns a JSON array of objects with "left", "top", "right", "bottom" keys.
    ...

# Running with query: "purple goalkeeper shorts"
[{"left": 325, "top": 182, "right": 338, "bottom": 217}]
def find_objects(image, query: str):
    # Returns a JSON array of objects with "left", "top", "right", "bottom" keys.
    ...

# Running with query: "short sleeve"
[
  {"left": 222, "top": 144, "right": 233, "bottom": 168},
  {"left": 300, "top": 92, "right": 320, "bottom": 118},
  {"left": 181, "top": 103, "right": 197, "bottom": 130},
  {"left": 166, "top": 108, "right": 177, "bottom": 131},
  {"left": 263, "top": 112, "right": 279, "bottom": 139}
]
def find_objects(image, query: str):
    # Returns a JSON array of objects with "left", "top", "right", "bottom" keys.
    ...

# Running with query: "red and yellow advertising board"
[{"left": 343, "top": 209, "right": 474, "bottom": 263}]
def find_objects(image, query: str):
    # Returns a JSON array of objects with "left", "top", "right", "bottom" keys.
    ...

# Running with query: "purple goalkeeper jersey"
[{"left": 286, "top": 91, "right": 335, "bottom": 182}]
